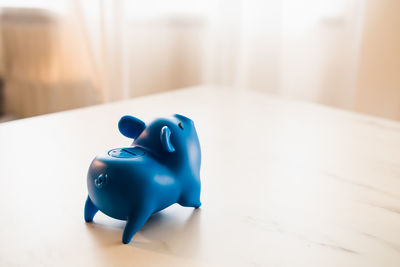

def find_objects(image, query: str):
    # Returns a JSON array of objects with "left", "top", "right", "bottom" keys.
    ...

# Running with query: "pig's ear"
[
  {"left": 118, "top": 115, "right": 146, "bottom": 139},
  {"left": 160, "top": 126, "right": 175, "bottom": 152}
]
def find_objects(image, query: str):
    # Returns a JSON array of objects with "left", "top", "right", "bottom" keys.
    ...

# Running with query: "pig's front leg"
[{"left": 178, "top": 185, "right": 201, "bottom": 209}]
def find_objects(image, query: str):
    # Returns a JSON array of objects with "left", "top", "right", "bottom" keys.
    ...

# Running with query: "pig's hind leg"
[
  {"left": 122, "top": 208, "right": 152, "bottom": 244},
  {"left": 84, "top": 196, "right": 98, "bottom": 222}
]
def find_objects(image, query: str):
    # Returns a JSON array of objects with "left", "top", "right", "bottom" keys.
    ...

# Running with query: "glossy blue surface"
[{"left": 84, "top": 114, "right": 201, "bottom": 244}]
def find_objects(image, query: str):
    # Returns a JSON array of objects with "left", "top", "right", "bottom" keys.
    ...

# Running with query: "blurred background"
[{"left": 0, "top": 0, "right": 399, "bottom": 122}]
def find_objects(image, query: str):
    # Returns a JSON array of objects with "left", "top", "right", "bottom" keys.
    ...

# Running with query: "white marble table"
[{"left": 1, "top": 86, "right": 400, "bottom": 266}]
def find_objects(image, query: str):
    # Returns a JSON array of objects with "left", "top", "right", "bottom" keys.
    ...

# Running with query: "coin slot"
[
  {"left": 108, "top": 147, "right": 145, "bottom": 158},
  {"left": 122, "top": 149, "right": 136, "bottom": 156}
]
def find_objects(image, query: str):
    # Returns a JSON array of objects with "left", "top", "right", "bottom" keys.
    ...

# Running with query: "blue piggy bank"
[{"left": 84, "top": 114, "right": 201, "bottom": 244}]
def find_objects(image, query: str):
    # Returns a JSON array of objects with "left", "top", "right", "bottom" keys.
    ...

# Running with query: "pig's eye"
[{"left": 178, "top": 122, "right": 184, "bottom": 130}]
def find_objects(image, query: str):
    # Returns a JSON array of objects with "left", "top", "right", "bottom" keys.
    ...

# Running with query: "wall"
[{"left": 355, "top": 0, "right": 400, "bottom": 120}]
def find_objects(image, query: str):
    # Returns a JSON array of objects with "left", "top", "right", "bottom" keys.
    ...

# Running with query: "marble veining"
[
  {"left": 361, "top": 232, "right": 400, "bottom": 253},
  {"left": 243, "top": 216, "right": 358, "bottom": 254},
  {"left": 322, "top": 170, "right": 400, "bottom": 200}
]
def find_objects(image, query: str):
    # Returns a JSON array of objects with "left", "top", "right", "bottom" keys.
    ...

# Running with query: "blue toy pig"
[{"left": 84, "top": 114, "right": 201, "bottom": 244}]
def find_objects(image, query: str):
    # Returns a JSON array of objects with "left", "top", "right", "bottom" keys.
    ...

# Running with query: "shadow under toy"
[{"left": 84, "top": 114, "right": 201, "bottom": 244}]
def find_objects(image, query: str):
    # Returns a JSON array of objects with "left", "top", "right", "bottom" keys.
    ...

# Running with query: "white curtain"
[
  {"left": 72, "top": 0, "right": 364, "bottom": 102},
  {"left": 2, "top": 0, "right": 399, "bottom": 120}
]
